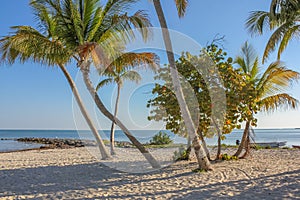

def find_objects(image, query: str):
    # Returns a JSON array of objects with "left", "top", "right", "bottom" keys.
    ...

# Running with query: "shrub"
[
  {"left": 173, "top": 146, "right": 189, "bottom": 161},
  {"left": 220, "top": 153, "right": 238, "bottom": 161},
  {"left": 150, "top": 131, "right": 173, "bottom": 145}
]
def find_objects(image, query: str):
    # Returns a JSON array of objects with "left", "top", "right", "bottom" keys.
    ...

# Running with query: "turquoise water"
[{"left": 0, "top": 129, "right": 300, "bottom": 152}]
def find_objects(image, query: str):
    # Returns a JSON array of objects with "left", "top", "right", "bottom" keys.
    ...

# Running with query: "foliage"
[
  {"left": 173, "top": 146, "right": 190, "bottom": 161},
  {"left": 147, "top": 44, "right": 259, "bottom": 140},
  {"left": 220, "top": 153, "right": 238, "bottom": 161},
  {"left": 150, "top": 131, "right": 173, "bottom": 145},
  {"left": 233, "top": 42, "right": 299, "bottom": 157},
  {"left": 235, "top": 42, "right": 299, "bottom": 119},
  {"left": 246, "top": 0, "right": 300, "bottom": 62},
  {"left": 0, "top": 0, "right": 154, "bottom": 70}
]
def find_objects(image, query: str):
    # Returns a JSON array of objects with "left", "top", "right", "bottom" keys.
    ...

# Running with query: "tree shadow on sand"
[{"left": 0, "top": 162, "right": 299, "bottom": 199}]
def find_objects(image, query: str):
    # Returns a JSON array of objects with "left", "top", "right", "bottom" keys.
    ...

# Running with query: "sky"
[{"left": 0, "top": 0, "right": 299, "bottom": 130}]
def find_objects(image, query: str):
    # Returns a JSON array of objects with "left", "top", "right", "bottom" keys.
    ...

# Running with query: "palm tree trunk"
[
  {"left": 241, "top": 126, "right": 251, "bottom": 158},
  {"left": 110, "top": 84, "right": 121, "bottom": 155},
  {"left": 58, "top": 64, "right": 110, "bottom": 160},
  {"left": 153, "top": 0, "right": 212, "bottom": 171},
  {"left": 212, "top": 118, "right": 222, "bottom": 160},
  {"left": 216, "top": 136, "right": 222, "bottom": 160},
  {"left": 198, "top": 130, "right": 211, "bottom": 161},
  {"left": 185, "top": 135, "right": 192, "bottom": 160},
  {"left": 81, "top": 65, "right": 161, "bottom": 169},
  {"left": 234, "top": 120, "right": 251, "bottom": 157}
]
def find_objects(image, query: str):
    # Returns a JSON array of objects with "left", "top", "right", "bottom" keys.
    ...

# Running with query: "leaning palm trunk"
[
  {"left": 80, "top": 64, "right": 160, "bottom": 169},
  {"left": 241, "top": 125, "right": 252, "bottom": 158},
  {"left": 184, "top": 135, "right": 192, "bottom": 160},
  {"left": 234, "top": 121, "right": 251, "bottom": 157},
  {"left": 58, "top": 64, "right": 110, "bottom": 160},
  {"left": 153, "top": 0, "right": 212, "bottom": 170},
  {"left": 241, "top": 135, "right": 251, "bottom": 158},
  {"left": 198, "top": 130, "right": 211, "bottom": 161},
  {"left": 109, "top": 84, "right": 121, "bottom": 155}
]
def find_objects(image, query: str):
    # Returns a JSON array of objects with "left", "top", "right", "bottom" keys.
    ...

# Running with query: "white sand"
[{"left": 0, "top": 147, "right": 299, "bottom": 199}]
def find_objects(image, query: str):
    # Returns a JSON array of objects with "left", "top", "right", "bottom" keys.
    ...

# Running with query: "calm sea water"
[{"left": 0, "top": 129, "right": 300, "bottom": 152}]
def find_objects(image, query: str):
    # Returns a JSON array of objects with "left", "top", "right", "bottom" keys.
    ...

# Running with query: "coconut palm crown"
[
  {"left": 234, "top": 42, "right": 299, "bottom": 157},
  {"left": 246, "top": 0, "right": 300, "bottom": 62},
  {"left": 236, "top": 42, "right": 299, "bottom": 112},
  {"left": 96, "top": 52, "right": 159, "bottom": 155}
]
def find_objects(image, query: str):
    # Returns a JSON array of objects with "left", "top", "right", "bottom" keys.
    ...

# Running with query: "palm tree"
[
  {"left": 36, "top": 0, "right": 161, "bottom": 168},
  {"left": 234, "top": 42, "right": 299, "bottom": 157},
  {"left": 246, "top": 0, "right": 300, "bottom": 63},
  {"left": 0, "top": 4, "right": 111, "bottom": 159},
  {"left": 152, "top": 0, "right": 212, "bottom": 170},
  {"left": 96, "top": 52, "right": 158, "bottom": 155}
]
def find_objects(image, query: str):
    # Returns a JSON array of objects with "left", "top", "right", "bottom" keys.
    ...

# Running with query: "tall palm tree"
[
  {"left": 35, "top": 0, "right": 161, "bottom": 168},
  {"left": 0, "top": 5, "right": 111, "bottom": 159},
  {"left": 246, "top": 0, "right": 300, "bottom": 63},
  {"left": 96, "top": 52, "right": 158, "bottom": 155},
  {"left": 234, "top": 42, "right": 299, "bottom": 157},
  {"left": 152, "top": 0, "right": 212, "bottom": 170}
]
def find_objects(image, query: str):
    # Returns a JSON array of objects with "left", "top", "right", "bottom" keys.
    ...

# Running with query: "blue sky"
[{"left": 0, "top": 0, "right": 299, "bottom": 130}]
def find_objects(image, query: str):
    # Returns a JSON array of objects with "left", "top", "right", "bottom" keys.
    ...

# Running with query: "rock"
[{"left": 17, "top": 137, "right": 85, "bottom": 149}]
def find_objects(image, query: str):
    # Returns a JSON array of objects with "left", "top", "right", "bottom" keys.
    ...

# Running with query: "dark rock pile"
[{"left": 16, "top": 138, "right": 85, "bottom": 149}]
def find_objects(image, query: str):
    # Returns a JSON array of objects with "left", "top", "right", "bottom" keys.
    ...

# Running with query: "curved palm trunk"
[
  {"left": 58, "top": 64, "right": 110, "bottom": 160},
  {"left": 198, "top": 130, "right": 211, "bottom": 161},
  {"left": 185, "top": 135, "right": 192, "bottom": 160},
  {"left": 241, "top": 125, "right": 251, "bottom": 158},
  {"left": 234, "top": 120, "right": 251, "bottom": 158},
  {"left": 110, "top": 84, "right": 121, "bottom": 155},
  {"left": 153, "top": 0, "right": 212, "bottom": 171},
  {"left": 81, "top": 66, "right": 161, "bottom": 169}
]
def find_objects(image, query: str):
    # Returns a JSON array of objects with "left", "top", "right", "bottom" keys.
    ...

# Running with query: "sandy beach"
[{"left": 0, "top": 147, "right": 299, "bottom": 199}]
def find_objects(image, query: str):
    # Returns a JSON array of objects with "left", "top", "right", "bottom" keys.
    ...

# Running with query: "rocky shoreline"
[
  {"left": 16, "top": 138, "right": 86, "bottom": 149},
  {"left": 15, "top": 138, "right": 135, "bottom": 149}
]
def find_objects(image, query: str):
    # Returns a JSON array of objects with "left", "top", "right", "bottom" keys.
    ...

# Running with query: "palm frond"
[
  {"left": 234, "top": 42, "right": 260, "bottom": 81},
  {"left": 262, "top": 22, "right": 292, "bottom": 63},
  {"left": 257, "top": 61, "right": 300, "bottom": 97},
  {"left": 0, "top": 26, "right": 69, "bottom": 66},
  {"left": 96, "top": 77, "right": 114, "bottom": 90},
  {"left": 234, "top": 56, "right": 247, "bottom": 73},
  {"left": 120, "top": 70, "right": 141, "bottom": 84},
  {"left": 251, "top": 57, "right": 260, "bottom": 82},
  {"left": 174, "top": 0, "right": 188, "bottom": 18},
  {"left": 94, "top": 10, "right": 152, "bottom": 45},
  {"left": 277, "top": 24, "right": 300, "bottom": 60},
  {"left": 260, "top": 93, "right": 298, "bottom": 112},
  {"left": 106, "top": 52, "right": 160, "bottom": 73},
  {"left": 90, "top": 0, "right": 139, "bottom": 43},
  {"left": 246, "top": 11, "right": 271, "bottom": 36},
  {"left": 30, "top": 1, "right": 56, "bottom": 37}
]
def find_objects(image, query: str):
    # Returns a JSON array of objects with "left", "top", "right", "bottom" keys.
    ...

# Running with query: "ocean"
[{"left": 0, "top": 129, "right": 300, "bottom": 152}]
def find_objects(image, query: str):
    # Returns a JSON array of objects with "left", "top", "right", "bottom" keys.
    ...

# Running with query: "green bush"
[
  {"left": 173, "top": 146, "right": 189, "bottom": 161},
  {"left": 150, "top": 131, "right": 173, "bottom": 145},
  {"left": 220, "top": 153, "right": 238, "bottom": 161}
]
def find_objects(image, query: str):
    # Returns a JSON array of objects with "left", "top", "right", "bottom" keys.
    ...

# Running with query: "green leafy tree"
[
  {"left": 246, "top": 0, "right": 300, "bottom": 62},
  {"left": 148, "top": 44, "right": 258, "bottom": 160},
  {"left": 234, "top": 42, "right": 299, "bottom": 158},
  {"left": 96, "top": 52, "right": 158, "bottom": 155}
]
